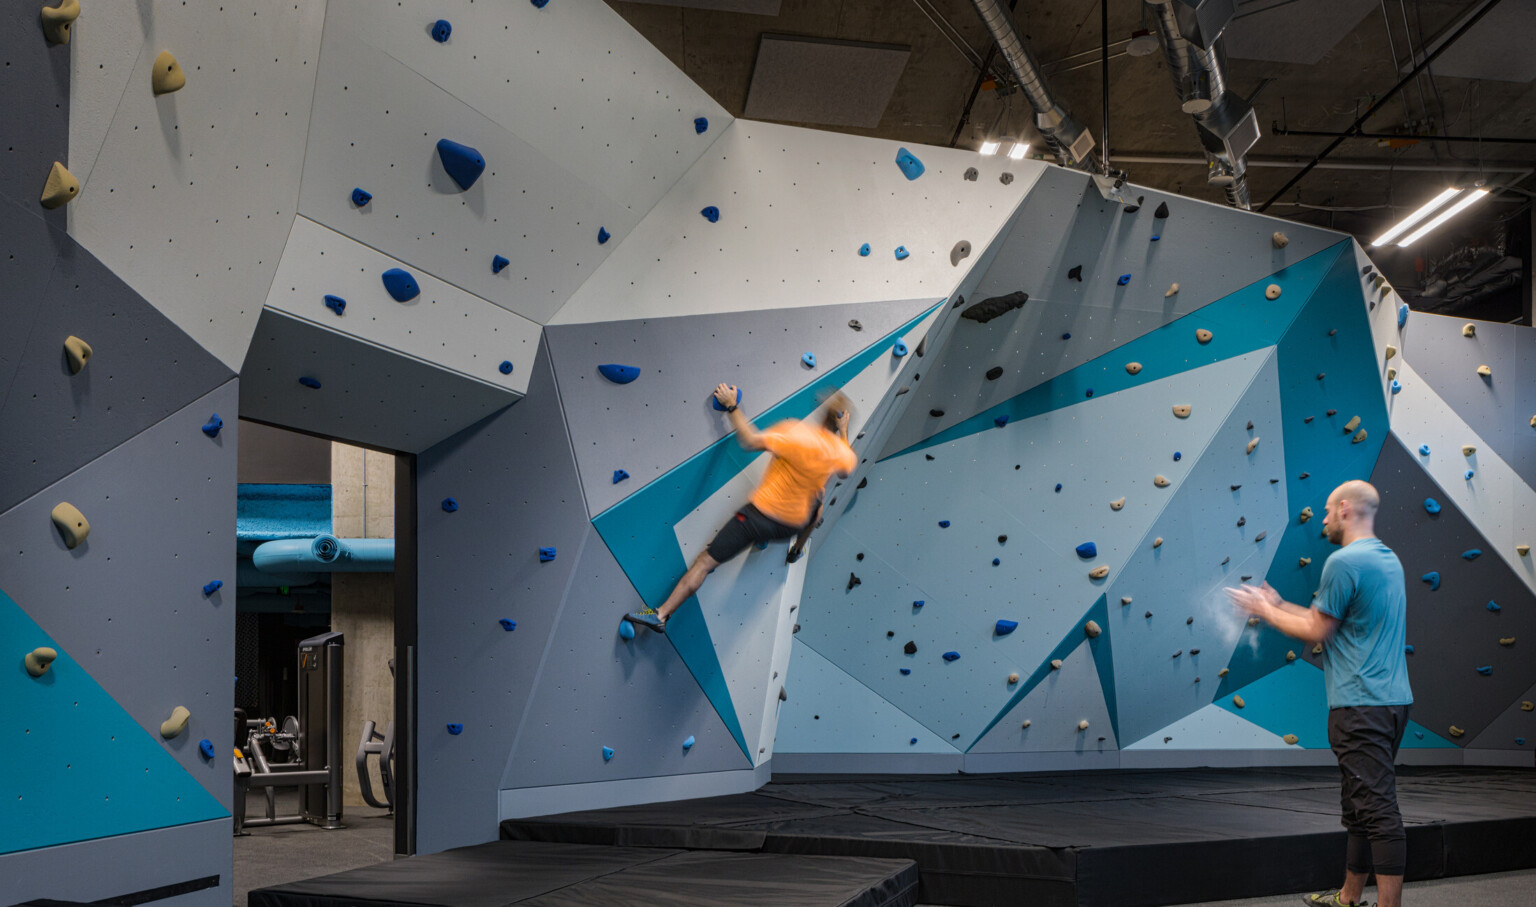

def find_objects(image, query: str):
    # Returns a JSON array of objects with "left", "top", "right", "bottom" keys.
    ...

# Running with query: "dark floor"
[
  {"left": 1171, "top": 868, "right": 1536, "bottom": 907},
  {"left": 233, "top": 789, "right": 395, "bottom": 907}
]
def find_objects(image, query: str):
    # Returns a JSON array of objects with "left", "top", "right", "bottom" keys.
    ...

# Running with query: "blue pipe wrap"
[{"left": 251, "top": 535, "right": 395, "bottom": 573}]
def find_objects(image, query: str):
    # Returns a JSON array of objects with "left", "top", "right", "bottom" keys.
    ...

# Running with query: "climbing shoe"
[
  {"left": 785, "top": 547, "right": 804, "bottom": 564},
  {"left": 624, "top": 608, "right": 666, "bottom": 634},
  {"left": 1300, "top": 890, "right": 1366, "bottom": 907}
]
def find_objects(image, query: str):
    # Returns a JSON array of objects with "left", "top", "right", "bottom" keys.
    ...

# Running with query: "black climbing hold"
[
  {"left": 351, "top": 187, "right": 372, "bottom": 206},
  {"left": 1221, "top": 557, "right": 1230, "bottom": 565},
  {"left": 826, "top": 498, "right": 836, "bottom": 508},
  {"left": 915, "top": 337, "right": 926, "bottom": 357},
  {"left": 1241, "top": 575, "right": 1252, "bottom": 581},
  {"left": 500, "top": 619, "right": 516, "bottom": 631},
  {"left": 887, "top": 630, "right": 894, "bottom": 637},
  {"left": 952, "top": 295, "right": 966, "bottom": 308},
  {"left": 1186, "top": 617, "right": 1194, "bottom": 625},
  {"left": 431, "top": 19, "right": 452, "bottom": 42},
  {"left": 930, "top": 409, "right": 945, "bottom": 417},
  {"left": 857, "top": 477, "right": 868, "bottom": 489},
  {"left": 963, "top": 167, "right": 978, "bottom": 181},
  {"left": 1299, "top": 472, "right": 1309, "bottom": 479},
  {"left": 998, "top": 535, "right": 1007, "bottom": 544},
  {"left": 598, "top": 364, "right": 641, "bottom": 384},
  {"left": 1231, "top": 485, "right": 1241, "bottom": 491},
  {"left": 1246, "top": 421, "right": 1254, "bottom": 430},
  {"left": 203, "top": 580, "right": 222, "bottom": 596},
  {"left": 1237, "top": 517, "right": 1246, "bottom": 527},
  {"left": 856, "top": 553, "right": 864, "bottom": 561},
  {"left": 1317, "top": 372, "right": 1326, "bottom": 381},
  {"left": 793, "top": 624, "right": 801, "bottom": 633},
  {"left": 612, "top": 469, "right": 629, "bottom": 484},
  {"left": 952, "top": 733, "right": 961, "bottom": 739},
  {"left": 1304, "top": 416, "right": 1314, "bottom": 423},
  {"left": 924, "top": 454, "right": 934, "bottom": 460},
  {"left": 1326, "top": 409, "right": 1337, "bottom": 417},
  {"left": 1362, "top": 265, "right": 1373, "bottom": 274},
  {"left": 441, "top": 497, "right": 458, "bottom": 512},
  {"left": 499, "top": 360, "right": 514, "bottom": 375},
  {"left": 324, "top": 294, "right": 346, "bottom": 315},
  {"left": 847, "top": 573, "right": 861, "bottom": 591},
  {"left": 382, "top": 268, "right": 421, "bottom": 302},
  {"left": 1329, "top": 329, "right": 1337, "bottom": 337},
  {"left": 1270, "top": 478, "right": 1279, "bottom": 484},
  {"left": 299, "top": 376, "right": 321, "bottom": 389},
  {"left": 1154, "top": 201, "right": 1169, "bottom": 218},
  {"left": 1067, "top": 265, "right": 1083, "bottom": 281},
  {"left": 492, "top": 255, "right": 510, "bottom": 274},
  {"left": 986, "top": 366, "right": 1004, "bottom": 381},
  {"left": 598, "top": 227, "right": 610, "bottom": 244},
  {"left": 1190, "top": 648, "right": 1200, "bottom": 655},
  {"left": 201, "top": 414, "right": 223, "bottom": 438},
  {"left": 1145, "top": 611, "right": 1153, "bottom": 618},
  {"left": 904, "top": 641, "right": 917, "bottom": 655},
  {"left": 1124, "top": 205, "right": 1140, "bottom": 214},
  {"left": 960, "top": 291, "right": 1029, "bottom": 324},
  {"left": 539, "top": 547, "right": 556, "bottom": 562},
  {"left": 436, "top": 138, "right": 486, "bottom": 191},
  {"left": 694, "top": 116, "right": 709, "bottom": 134},
  {"left": 701, "top": 206, "right": 720, "bottom": 223},
  {"left": 1172, "top": 650, "right": 1182, "bottom": 658},
  {"left": 848, "top": 319, "right": 862, "bottom": 331}
]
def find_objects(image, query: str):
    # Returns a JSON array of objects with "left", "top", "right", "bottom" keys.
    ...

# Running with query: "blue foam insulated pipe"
[{"left": 252, "top": 535, "right": 395, "bottom": 573}]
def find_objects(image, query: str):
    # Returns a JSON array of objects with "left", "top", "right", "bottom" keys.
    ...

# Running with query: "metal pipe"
[
  {"left": 1272, "top": 125, "right": 1536, "bottom": 145},
  {"left": 1111, "top": 152, "right": 1533, "bottom": 173},
  {"left": 1258, "top": 0, "right": 1508, "bottom": 211},
  {"left": 252, "top": 535, "right": 395, "bottom": 573},
  {"left": 968, "top": 0, "right": 1096, "bottom": 166},
  {"left": 1101, "top": 0, "right": 1111, "bottom": 175}
]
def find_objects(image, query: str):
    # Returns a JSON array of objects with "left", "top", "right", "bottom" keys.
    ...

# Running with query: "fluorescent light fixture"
[
  {"left": 1396, "top": 189, "right": 1488, "bottom": 247},
  {"left": 979, "top": 140, "right": 1001, "bottom": 156},
  {"left": 1007, "top": 141, "right": 1029, "bottom": 160},
  {"left": 1371, "top": 187, "right": 1461, "bottom": 246}
]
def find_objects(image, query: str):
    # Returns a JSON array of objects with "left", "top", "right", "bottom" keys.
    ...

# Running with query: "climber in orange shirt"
[{"left": 624, "top": 384, "right": 856, "bottom": 633}]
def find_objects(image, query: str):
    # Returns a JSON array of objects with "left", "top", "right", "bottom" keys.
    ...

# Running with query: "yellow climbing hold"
[
  {"left": 25, "top": 647, "right": 58, "bottom": 677},
  {"left": 1523, "top": 702, "right": 1534, "bottom": 712},
  {"left": 1477, "top": 365, "right": 1491, "bottom": 378},
  {"left": 1449, "top": 726, "right": 1465, "bottom": 738},
  {"left": 1352, "top": 429, "right": 1367, "bottom": 444},
  {"left": 1299, "top": 557, "right": 1311, "bottom": 567},
  {"left": 1126, "top": 362, "right": 1143, "bottom": 375},
  {"left": 160, "top": 705, "right": 191, "bottom": 739},
  {"left": 1264, "top": 284, "right": 1281, "bottom": 300},
  {"left": 1218, "top": 668, "right": 1229, "bottom": 677},
  {"left": 1233, "top": 695, "right": 1245, "bottom": 709},
  {"left": 1154, "top": 475, "right": 1170, "bottom": 487},
  {"left": 1153, "top": 537, "right": 1163, "bottom": 548},
  {"left": 40, "top": 0, "right": 80, "bottom": 44},
  {"left": 1384, "top": 345, "right": 1397, "bottom": 361},
  {"left": 1299, "top": 506, "right": 1313, "bottom": 524},
  {"left": 1165, "top": 283, "right": 1180, "bottom": 297},
  {"left": 1499, "top": 637, "right": 1516, "bottom": 646},
  {"left": 1246, "top": 437, "right": 1260, "bottom": 455},
  {"left": 1344, "top": 415, "right": 1361, "bottom": 433},
  {"left": 1518, "top": 544, "right": 1530, "bottom": 557},
  {"left": 1110, "top": 497, "right": 1125, "bottom": 511},
  {"left": 1283, "top": 734, "right": 1299, "bottom": 745},
  {"left": 1463, "top": 323, "right": 1476, "bottom": 337},
  {"left": 1084, "top": 620, "right": 1102, "bottom": 638},
  {"left": 1196, "top": 329, "right": 1213, "bottom": 344},
  {"left": 152, "top": 50, "right": 186, "bottom": 94},
  {"left": 1089, "top": 565, "right": 1110, "bottom": 579},
  {"left": 40, "top": 161, "right": 79, "bottom": 209},
  {"left": 50, "top": 501, "right": 89, "bottom": 549},
  {"left": 1172, "top": 405, "right": 1192, "bottom": 418},
  {"left": 1462, "top": 445, "right": 1476, "bottom": 456},
  {"left": 63, "top": 335, "right": 92, "bottom": 375},
  {"left": 1272, "top": 231, "right": 1289, "bottom": 249}
]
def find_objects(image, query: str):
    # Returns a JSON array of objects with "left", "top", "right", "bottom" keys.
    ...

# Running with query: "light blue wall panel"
[
  {"left": 968, "top": 638, "right": 1115, "bottom": 756},
  {"left": 0, "top": 818, "right": 231, "bottom": 907},
  {"left": 776, "top": 640, "right": 959, "bottom": 755},
  {"left": 0, "top": 382, "right": 237, "bottom": 811},
  {"left": 1124, "top": 703, "right": 1292, "bottom": 750}
]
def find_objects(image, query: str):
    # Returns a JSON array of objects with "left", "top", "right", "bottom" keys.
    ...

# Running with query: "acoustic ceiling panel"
[
  {"left": 1223, "top": 0, "right": 1377, "bottom": 65},
  {"left": 744, "top": 35, "right": 910, "bottom": 128}
]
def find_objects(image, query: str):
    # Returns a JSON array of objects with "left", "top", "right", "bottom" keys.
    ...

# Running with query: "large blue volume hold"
[
  {"left": 894, "top": 147, "right": 925, "bottom": 180},
  {"left": 1076, "top": 542, "right": 1097, "bottom": 559},
  {"left": 430, "top": 19, "right": 451, "bottom": 42},
  {"left": 598, "top": 363, "right": 641, "bottom": 384},
  {"left": 382, "top": 268, "right": 421, "bottom": 302},
  {"left": 436, "top": 138, "right": 486, "bottom": 190},
  {"left": 995, "top": 619, "right": 1017, "bottom": 636}
]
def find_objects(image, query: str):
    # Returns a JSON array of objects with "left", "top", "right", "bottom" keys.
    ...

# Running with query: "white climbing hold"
[
  {"left": 161, "top": 705, "right": 191, "bottom": 739},
  {"left": 50, "top": 501, "right": 89, "bottom": 548},
  {"left": 63, "top": 336, "right": 92, "bottom": 375},
  {"left": 1050, "top": 660, "right": 1062, "bottom": 671},
  {"left": 1196, "top": 328, "right": 1213, "bottom": 344},
  {"left": 1312, "top": 643, "right": 1323, "bottom": 655},
  {"left": 1078, "top": 720, "right": 1090, "bottom": 731},
  {"left": 1121, "top": 596, "right": 1133, "bottom": 605},
  {"left": 1125, "top": 362, "right": 1142, "bottom": 375},
  {"left": 1477, "top": 365, "right": 1491, "bottom": 378},
  {"left": 151, "top": 50, "right": 186, "bottom": 94},
  {"left": 1523, "top": 702, "right": 1534, "bottom": 712},
  {"left": 1110, "top": 497, "right": 1126, "bottom": 511},
  {"left": 25, "top": 647, "right": 58, "bottom": 677},
  {"left": 1089, "top": 565, "right": 1110, "bottom": 579},
  {"left": 1246, "top": 437, "right": 1260, "bottom": 455},
  {"left": 1264, "top": 284, "right": 1281, "bottom": 300},
  {"left": 40, "top": 161, "right": 79, "bottom": 209},
  {"left": 40, "top": 0, "right": 80, "bottom": 44},
  {"left": 1085, "top": 620, "right": 1102, "bottom": 638},
  {"left": 1172, "top": 405, "right": 1191, "bottom": 419},
  {"left": 1387, "top": 367, "right": 1397, "bottom": 380},
  {"left": 1499, "top": 637, "right": 1516, "bottom": 647},
  {"left": 1154, "top": 475, "right": 1170, "bottom": 487},
  {"left": 1022, "top": 719, "right": 1032, "bottom": 728},
  {"left": 1272, "top": 231, "right": 1289, "bottom": 248},
  {"left": 1299, "top": 558, "right": 1311, "bottom": 567},
  {"left": 1463, "top": 323, "right": 1476, "bottom": 337}
]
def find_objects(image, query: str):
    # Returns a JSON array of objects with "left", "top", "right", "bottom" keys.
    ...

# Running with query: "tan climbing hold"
[
  {"left": 63, "top": 335, "right": 92, "bottom": 375},
  {"left": 1517, "top": 544, "right": 1530, "bottom": 557},
  {"left": 1246, "top": 437, "right": 1260, "bottom": 455},
  {"left": 25, "top": 647, "right": 58, "bottom": 677},
  {"left": 1172, "top": 405, "right": 1192, "bottom": 419},
  {"left": 1126, "top": 361, "right": 1143, "bottom": 375},
  {"left": 1530, "top": 415, "right": 1535, "bottom": 428},
  {"left": 1283, "top": 734, "right": 1299, "bottom": 745},
  {"left": 1008, "top": 673, "right": 1019, "bottom": 684},
  {"left": 1477, "top": 365, "right": 1491, "bottom": 378},
  {"left": 1286, "top": 650, "right": 1298, "bottom": 661},
  {"left": 40, "top": 161, "right": 79, "bottom": 209},
  {"left": 1462, "top": 323, "right": 1476, "bottom": 337},
  {"left": 1077, "top": 720, "right": 1090, "bottom": 731},
  {"left": 1448, "top": 726, "right": 1465, "bottom": 738},
  {"left": 1384, "top": 345, "right": 1397, "bottom": 361},
  {"left": 1462, "top": 445, "right": 1476, "bottom": 457},
  {"left": 151, "top": 50, "right": 186, "bottom": 95},
  {"left": 1050, "top": 659, "right": 1062, "bottom": 671},
  {"left": 1299, "top": 506, "right": 1313, "bottom": 524},
  {"left": 1110, "top": 497, "right": 1125, "bottom": 511},
  {"left": 1352, "top": 429, "right": 1367, "bottom": 444},
  {"left": 1272, "top": 231, "right": 1289, "bottom": 249},
  {"left": 1165, "top": 283, "right": 1180, "bottom": 297},
  {"left": 1248, "top": 617, "right": 1260, "bottom": 626},
  {"left": 50, "top": 501, "right": 89, "bottom": 549},
  {"left": 1264, "top": 284, "right": 1281, "bottom": 300},
  {"left": 1153, "top": 537, "right": 1163, "bottom": 548},
  {"left": 40, "top": 0, "right": 80, "bottom": 44},
  {"left": 1499, "top": 637, "right": 1515, "bottom": 647},
  {"left": 1344, "top": 415, "right": 1361, "bottom": 433},
  {"left": 1021, "top": 719, "right": 1032, "bottom": 728},
  {"left": 1218, "top": 668, "right": 1229, "bottom": 677},
  {"left": 160, "top": 705, "right": 191, "bottom": 739},
  {"left": 1121, "top": 596, "right": 1133, "bottom": 605},
  {"left": 1522, "top": 702, "right": 1533, "bottom": 712},
  {"left": 1312, "top": 643, "right": 1323, "bottom": 655},
  {"left": 1299, "top": 558, "right": 1311, "bottom": 567},
  {"left": 1387, "top": 367, "right": 1397, "bottom": 380},
  {"left": 1196, "top": 329, "right": 1213, "bottom": 344},
  {"left": 1085, "top": 620, "right": 1102, "bottom": 638},
  {"left": 1154, "top": 475, "right": 1170, "bottom": 488},
  {"left": 1089, "top": 565, "right": 1109, "bottom": 579},
  {"left": 1232, "top": 695, "right": 1246, "bottom": 709}
]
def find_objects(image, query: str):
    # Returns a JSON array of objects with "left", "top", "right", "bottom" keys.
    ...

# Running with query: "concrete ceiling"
[{"left": 607, "top": 0, "right": 1534, "bottom": 319}]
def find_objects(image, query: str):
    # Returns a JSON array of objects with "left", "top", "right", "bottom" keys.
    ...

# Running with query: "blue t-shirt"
[{"left": 1314, "top": 537, "right": 1413, "bottom": 709}]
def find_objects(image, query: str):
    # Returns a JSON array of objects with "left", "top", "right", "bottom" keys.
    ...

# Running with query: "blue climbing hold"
[
  {"left": 701, "top": 206, "right": 720, "bottom": 223},
  {"left": 892, "top": 339, "right": 908, "bottom": 357},
  {"left": 499, "top": 618, "right": 516, "bottom": 631},
  {"left": 351, "top": 187, "right": 372, "bottom": 206},
  {"left": 858, "top": 243, "right": 871, "bottom": 257},
  {"left": 1085, "top": 389, "right": 1094, "bottom": 398},
  {"left": 1061, "top": 333, "right": 1071, "bottom": 340},
  {"left": 995, "top": 620, "right": 1017, "bottom": 636},
  {"left": 994, "top": 415, "right": 1009, "bottom": 427},
  {"left": 492, "top": 255, "right": 510, "bottom": 274},
  {"left": 201, "top": 414, "right": 223, "bottom": 438},
  {"left": 1477, "top": 665, "right": 1493, "bottom": 675},
  {"left": 602, "top": 745, "right": 614, "bottom": 761},
  {"left": 900, "top": 668, "right": 911, "bottom": 675},
  {"left": 531, "top": 0, "right": 548, "bottom": 7},
  {"left": 1398, "top": 303, "right": 1409, "bottom": 328},
  {"left": 993, "top": 557, "right": 1001, "bottom": 566},
  {"left": 441, "top": 497, "right": 458, "bottom": 512},
  {"left": 1117, "top": 274, "right": 1132, "bottom": 286},
  {"left": 910, "top": 737, "right": 918, "bottom": 744},
  {"left": 912, "top": 601, "right": 924, "bottom": 609},
  {"left": 694, "top": 117, "right": 708, "bottom": 134},
  {"left": 1054, "top": 483, "right": 1062, "bottom": 492},
  {"left": 430, "top": 19, "right": 451, "bottom": 42},
  {"left": 436, "top": 138, "right": 486, "bottom": 191},
  {"left": 1424, "top": 498, "right": 1441, "bottom": 514},
  {"left": 894, "top": 246, "right": 910, "bottom": 260},
  {"left": 802, "top": 352, "right": 816, "bottom": 369},
  {"left": 938, "top": 520, "right": 950, "bottom": 528},
  {"left": 1076, "top": 542, "right": 1097, "bottom": 559},
  {"left": 894, "top": 147, "right": 925, "bottom": 180},
  {"left": 324, "top": 294, "right": 346, "bottom": 316},
  {"left": 942, "top": 651, "right": 961, "bottom": 662},
  {"left": 683, "top": 735, "right": 695, "bottom": 750},
  {"left": 1405, "top": 645, "right": 1415, "bottom": 654},
  {"left": 382, "top": 268, "right": 420, "bottom": 302},
  {"left": 1463, "top": 549, "right": 1482, "bottom": 560},
  {"left": 1414, "top": 731, "right": 1423, "bottom": 739},
  {"left": 1518, "top": 737, "right": 1527, "bottom": 745},
  {"left": 202, "top": 580, "right": 222, "bottom": 596},
  {"left": 1173, "top": 452, "right": 1182, "bottom": 461},
  {"left": 1419, "top": 444, "right": 1430, "bottom": 456},
  {"left": 1421, "top": 572, "right": 1440, "bottom": 591},
  {"left": 447, "top": 723, "right": 463, "bottom": 735},
  {"left": 499, "top": 360, "right": 514, "bottom": 375},
  {"left": 199, "top": 739, "right": 215, "bottom": 760},
  {"left": 1465, "top": 470, "right": 1475, "bottom": 480},
  {"left": 1486, "top": 600, "right": 1501, "bottom": 612},
  {"left": 299, "top": 376, "right": 321, "bottom": 389},
  {"left": 539, "top": 547, "right": 556, "bottom": 562},
  {"left": 1392, "top": 380, "right": 1401, "bottom": 394},
  {"left": 711, "top": 386, "right": 742, "bottom": 412},
  {"left": 1150, "top": 234, "right": 1160, "bottom": 242},
  {"left": 598, "top": 364, "right": 641, "bottom": 384},
  {"left": 618, "top": 620, "right": 635, "bottom": 641},
  {"left": 612, "top": 469, "right": 629, "bottom": 484},
  {"left": 597, "top": 227, "right": 610, "bottom": 244}
]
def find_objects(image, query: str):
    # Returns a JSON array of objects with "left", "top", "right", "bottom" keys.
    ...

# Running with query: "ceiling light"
[
  {"left": 1396, "top": 189, "right": 1488, "bottom": 247},
  {"left": 1370, "top": 187, "right": 1462, "bottom": 246},
  {"left": 979, "top": 140, "right": 1001, "bottom": 156},
  {"left": 1126, "top": 29, "right": 1160, "bottom": 57},
  {"left": 1007, "top": 141, "right": 1029, "bottom": 160}
]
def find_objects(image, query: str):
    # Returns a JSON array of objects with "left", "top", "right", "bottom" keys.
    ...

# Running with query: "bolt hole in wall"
[{"left": 234, "top": 419, "right": 400, "bottom": 888}]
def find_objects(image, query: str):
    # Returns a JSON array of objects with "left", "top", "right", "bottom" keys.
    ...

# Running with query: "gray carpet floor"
[
  {"left": 1170, "top": 868, "right": 1536, "bottom": 907},
  {"left": 233, "top": 789, "right": 396, "bottom": 907}
]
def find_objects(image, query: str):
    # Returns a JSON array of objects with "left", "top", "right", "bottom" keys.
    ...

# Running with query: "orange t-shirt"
[{"left": 749, "top": 419, "right": 857, "bottom": 526}]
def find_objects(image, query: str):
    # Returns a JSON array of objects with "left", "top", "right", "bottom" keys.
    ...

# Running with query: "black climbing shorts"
[
  {"left": 706, "top": 504, "right": 801, "bottom": 564},
  {"left": 1328, "top": 704, "right": 1411, "bottom": 876}
]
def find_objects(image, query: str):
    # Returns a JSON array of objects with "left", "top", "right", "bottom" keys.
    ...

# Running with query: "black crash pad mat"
[{"left": 247, "top": 839, "right": 917, "bottom": 907}]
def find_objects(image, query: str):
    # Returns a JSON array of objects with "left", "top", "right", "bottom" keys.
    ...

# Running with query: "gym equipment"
[{"left": 355, "top": 719, "right": 396, "bottom": 813}]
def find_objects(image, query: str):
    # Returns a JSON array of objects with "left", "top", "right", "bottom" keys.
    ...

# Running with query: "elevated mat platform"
[
  {"left": 501, "top": 767, "right": 1536, "bottom": 907},
  {"left": 248, "top": 839, "right": 918, "bottom": 907}
]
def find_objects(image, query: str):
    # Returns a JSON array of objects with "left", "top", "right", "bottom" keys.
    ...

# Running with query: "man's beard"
[{"left": 1327, "top": 525, "right": 1345, "bottom": 545}]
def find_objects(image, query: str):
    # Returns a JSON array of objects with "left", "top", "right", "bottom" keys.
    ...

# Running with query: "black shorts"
[
  {"left": 1328, "top": 704, "right": 1411, "bottom": 875},
  {"left": 706, "top": 503, "right": 801, "bottom": 563}
]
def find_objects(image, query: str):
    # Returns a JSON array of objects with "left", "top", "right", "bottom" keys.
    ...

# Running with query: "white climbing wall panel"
[
  {"left": 550, "top": 121, "right": 1042, "bottom": 325},
  {"left": 263, "top": 217, "right": 538, "bottom": 395},
  {"left": 65, "top": 1, "right": 148, "bottom": 188},
  {"left": 67, "top": 0, "right": 326, "bottom": 371}
]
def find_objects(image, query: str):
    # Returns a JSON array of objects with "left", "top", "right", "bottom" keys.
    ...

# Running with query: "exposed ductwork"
[
  {"left": 1144, "top": 0, "right": 1259, "bottom": 208},
  {"left": 968, "top": 0, "right": 1096, "bottom": 168}
]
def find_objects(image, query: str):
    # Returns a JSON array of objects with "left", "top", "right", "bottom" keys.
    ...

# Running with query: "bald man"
[{"left": 1228, "top": 480, "right": 1413, "bottom": 907}]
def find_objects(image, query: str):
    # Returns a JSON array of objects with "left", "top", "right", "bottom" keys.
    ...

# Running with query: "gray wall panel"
[
  {"left": 0, "top": 0, "right": 70, "bottom": 229},
  {"left": 1370, "top": 435, "right": 1536, "bottom": 743},
  {"left": 0, "top": 818, "right": 232, "bottom": 907},
  {"left": 0, "top": 228, "right": 234, "bottom": 512},
  {"left": 0, "top": 381, "right": 239, "bottom": 810},
  {"left": 1467, "top": 679, "right": 1536, "bottom": 750},
  {"left": 0, "top": 195, "right": 69, "bottom": 413}
]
